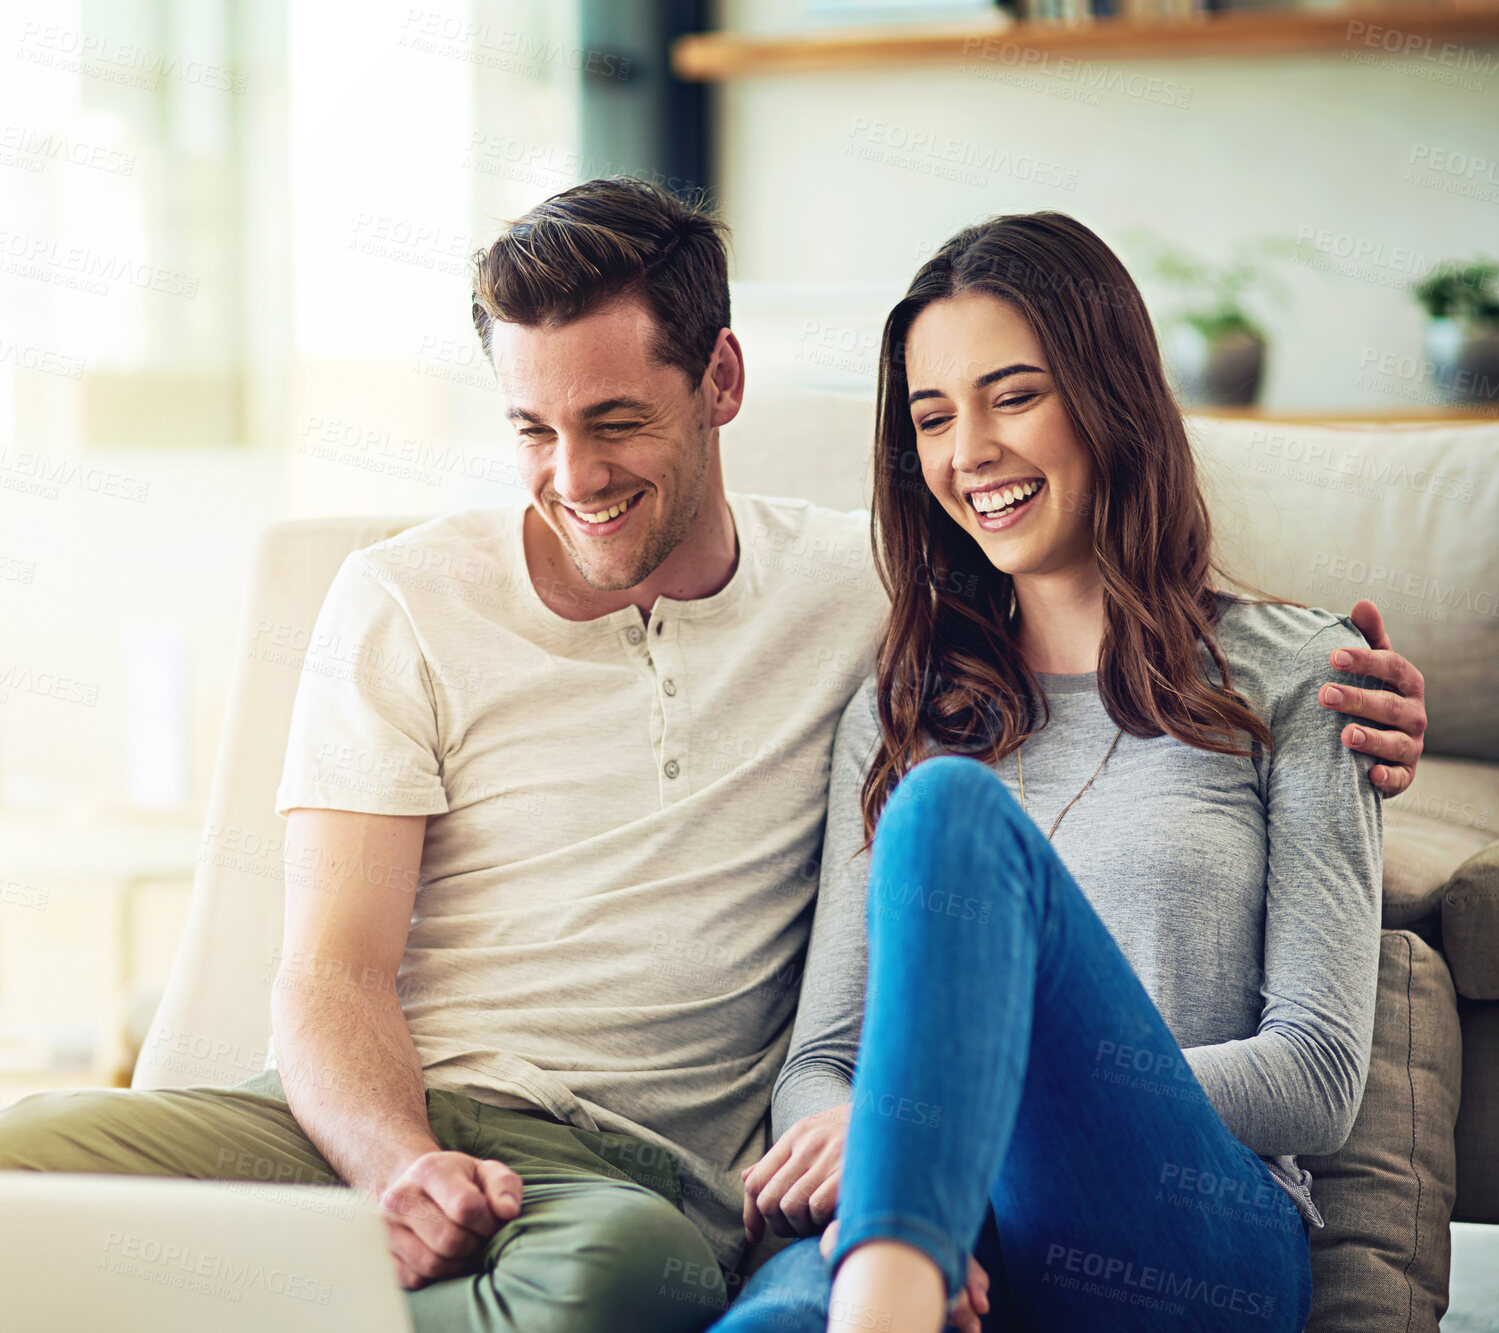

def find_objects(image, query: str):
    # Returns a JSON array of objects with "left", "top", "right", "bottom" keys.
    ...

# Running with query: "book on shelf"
[
  {"left": 1017, "top": 0, "right": 1219, "bottom": 20},
  {"left": 801, "top": 0, "right": 1003, "bottom": 21}
]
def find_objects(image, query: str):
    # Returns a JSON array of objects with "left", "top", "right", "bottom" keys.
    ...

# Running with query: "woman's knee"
[
  {"left": 871, "top": 756, "right": 1047, "bottom": 926},
  {"left": 887, "top": 755, "right": 1016, "bottom": 824},
  {"left": 881, "top": 755, "right": 1037, "bottom": 859}
]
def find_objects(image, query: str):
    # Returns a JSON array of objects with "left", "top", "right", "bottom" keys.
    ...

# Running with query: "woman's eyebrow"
[
  {"left": 973, "top": 363, "right": 1045, "bottom": 390},
  {"left": 908, "top": 362, "right": 1045, "bottom": 406}
]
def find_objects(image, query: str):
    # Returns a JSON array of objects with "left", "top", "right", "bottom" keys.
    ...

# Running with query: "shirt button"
[
  {"left": 663, "top": 759, "right": 680, "bottom": 780},
  {"left": 662, "top": 679, "right": 677, "bottom": 697},
  {"left": 626, "top": 626, "right": 644, "bottom": 645}
]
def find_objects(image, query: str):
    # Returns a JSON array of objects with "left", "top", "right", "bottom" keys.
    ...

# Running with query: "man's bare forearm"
[{"left": 271, "top": 977, "right": 437, "bottom": 1196}]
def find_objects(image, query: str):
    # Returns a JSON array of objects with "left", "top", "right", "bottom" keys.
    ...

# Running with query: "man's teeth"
[
  {"left": 970, "top": 479, "right": 1042, "bottom": 515},
  {"left": 574, "top": 495, "right": 637, "bottom": 524}
]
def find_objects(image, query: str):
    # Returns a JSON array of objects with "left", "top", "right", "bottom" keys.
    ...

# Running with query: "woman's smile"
[{"left": 963, "top": 476, "right": 1046, "bottom": 532}]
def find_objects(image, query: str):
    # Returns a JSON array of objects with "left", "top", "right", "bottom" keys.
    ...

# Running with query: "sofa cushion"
[
  {"left": 1303, "top": 930, "right": 1461, "bottom": 1333},
  {"left": 1188, "top": 418, "right": 1499, "bottom": 763},
  {"left": 1442, "top": 843, "right": 1499, "bottom": 1002},
  {"left": 1382, "top": 757, "right": 1499, "bottom": 929}
]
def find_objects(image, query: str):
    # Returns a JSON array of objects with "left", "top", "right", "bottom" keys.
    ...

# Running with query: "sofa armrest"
[{"left": 1442, "top": 843, "right": 1499, "bottom": 1001}]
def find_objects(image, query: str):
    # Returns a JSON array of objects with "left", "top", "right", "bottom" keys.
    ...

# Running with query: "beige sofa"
[{"left": 134, "top": 402, "right": 1499, "bottom": 1331}]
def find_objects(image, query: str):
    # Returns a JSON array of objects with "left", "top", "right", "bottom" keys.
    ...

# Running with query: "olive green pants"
[{"left": 0, "top": 1070, "right": 728, "bottom": 1332}]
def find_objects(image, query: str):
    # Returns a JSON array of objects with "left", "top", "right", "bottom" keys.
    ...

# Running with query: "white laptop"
[{"left": 0, "top": 1173, "right": 414, "bottom": 1333}]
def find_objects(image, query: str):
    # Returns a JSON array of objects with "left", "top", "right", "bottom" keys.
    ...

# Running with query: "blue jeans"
[{"left": 715, "top": 756, "right": 1312, "bottom": 1332}]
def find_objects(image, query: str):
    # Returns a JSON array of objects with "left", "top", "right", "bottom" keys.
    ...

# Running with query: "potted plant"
[
  {"left": 1131, "top": 234, "right": 1290, "bottom": 408},
  {"left": 1412, "top": 260, "right": 1499, "bottom": 405}
]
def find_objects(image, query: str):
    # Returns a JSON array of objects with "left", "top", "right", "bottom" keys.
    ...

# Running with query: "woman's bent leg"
[
  {"left": 831, "top": 756, "right": 1312, "bottom": 1333},
  {"left": 710, "top": 1239, "right": 831, "bottom": 1333}
]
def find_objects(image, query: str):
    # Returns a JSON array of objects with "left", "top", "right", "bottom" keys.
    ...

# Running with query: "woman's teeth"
[
  {"left": 970, "top": 479, "right": 1042, "bottom": 515},
  {"left": 575, "top": 494, "right": 638, "bottom": 524}
]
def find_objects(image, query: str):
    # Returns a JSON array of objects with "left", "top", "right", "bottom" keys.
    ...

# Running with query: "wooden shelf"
[
  {"left": 1192, "top": 406, "right": 1499, "bottom": 422},
  {"left": 672, "top": 6, "right": 1499, "bottom": 79}
]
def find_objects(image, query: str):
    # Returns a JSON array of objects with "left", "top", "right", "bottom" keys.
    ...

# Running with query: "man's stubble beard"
[{"left": 562, "top": 420, "right": 713, "bottom": 593}]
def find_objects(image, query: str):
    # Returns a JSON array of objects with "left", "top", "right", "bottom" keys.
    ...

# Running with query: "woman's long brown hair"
[{"left": 862, "top": 212, "right": 1275, "bottom": 839}]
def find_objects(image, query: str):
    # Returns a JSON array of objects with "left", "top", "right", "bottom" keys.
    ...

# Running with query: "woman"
[{"left": 712, "top": 213, "right": 1384, "bottom": 1333}]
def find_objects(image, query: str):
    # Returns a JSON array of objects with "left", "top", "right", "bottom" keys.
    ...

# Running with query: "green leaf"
[{"left": 1412, "top": 259, "right": 1499, "bottom": 324}]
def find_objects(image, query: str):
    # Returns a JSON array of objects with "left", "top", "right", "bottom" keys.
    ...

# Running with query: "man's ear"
[{"left": 703, "top": 327, "right": 746, "bottom": 430}]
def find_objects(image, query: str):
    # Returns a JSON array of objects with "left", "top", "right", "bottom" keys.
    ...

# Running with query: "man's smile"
[{"left": 559, "top": 489, "right": 647, "bottom": 537}]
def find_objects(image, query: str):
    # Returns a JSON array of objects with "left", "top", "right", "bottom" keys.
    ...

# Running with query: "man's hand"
[
  {"left": 1320, "top": 599, "right": 1427, "bottom": 797},
  {"left": 741, "top": 1104, "right": 849, "bottom": 1242},
  {"left": 377, "top": 1150, "right": 523, "bottom": 1290},
  {"left": 818, "top": 1220, "right": 990, "bottom": 1333}
]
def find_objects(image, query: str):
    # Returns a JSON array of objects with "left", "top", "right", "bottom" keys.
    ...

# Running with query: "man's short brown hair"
[{"left": 471, "top": 177, "right": 730, "bottom": 386}]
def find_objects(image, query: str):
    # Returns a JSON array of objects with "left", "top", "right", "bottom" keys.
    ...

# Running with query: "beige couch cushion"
[
  {"left": 1304, "top": 931, "right": 1462, "bottom": 1333},
  {"left": 1189, "top": 418, "right": 1499, "bottom": 763},
  {"left": 1443, "top": 844, "right": 1499, "bottom": 1001},
  {"left": 133, "top": 515, "right": 431, "bottom": 1091},
  {"left": 1382, "top": 758, "right": 1499, "bottom": 929}
]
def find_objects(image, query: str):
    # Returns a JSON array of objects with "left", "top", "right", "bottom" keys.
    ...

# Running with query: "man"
[{"left": 0, "top": 179, "right": 1427, "bottom": 1333}]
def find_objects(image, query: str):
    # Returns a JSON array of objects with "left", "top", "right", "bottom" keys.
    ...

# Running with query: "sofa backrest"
[
  {"left": 1192, "top": 417, "right": 1499, "bottom": 762},
  {"left": 133, "top": 515, "right": 430, "bottom": 1091},
  {"left": 133, "top": 398, "right": 1497, "bottom": 1092},
  {"left": 721, "top": 392, "right": 1499, "bottom": 761}
]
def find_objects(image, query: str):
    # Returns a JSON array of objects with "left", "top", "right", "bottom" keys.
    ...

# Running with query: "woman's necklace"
[{"left": 1016, "top": 726, "right": 1124, "bottom": 841}]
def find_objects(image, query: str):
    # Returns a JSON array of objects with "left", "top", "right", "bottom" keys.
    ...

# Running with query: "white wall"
[
  {"left": 0, "top": 0, "right": 574, "bottom": 823},
  {"left": 0, "top": 0, "right": 575, "bottom": 1086},
  {"left": 713, "top": 0, "right": 1499, "bottom": 411}
]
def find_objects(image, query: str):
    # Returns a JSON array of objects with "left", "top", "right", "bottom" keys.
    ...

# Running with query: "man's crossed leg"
[{"left": 0, "top": 1071, "right": 727, "bottom": 1333}]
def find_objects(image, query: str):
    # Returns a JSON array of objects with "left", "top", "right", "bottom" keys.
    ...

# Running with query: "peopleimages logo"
[
  {"left": 1310, "top": 552, "right": 1499, "bottom": 618},
  {"left": 1293, "top": 225, "right": 1434, "bottom": 278},
  {"left": 0, "top": 336, "right": 85, "bottom": 379},
  {"left": 845, "top": 117, "right": 1079, "bottom": 191},
  {"left": 100, "top": 1232, "right": 332, "bottom": 1305},
  {"left": 1043, "top": 1244, "right": 1277, "bottom": 1319},
  {"left": 397, "top": 8, "right": 633, "bottom": 80},
  {"left": 957, "top": 35, "right": 1192, "bottom": 110},
  {"left": 1343, "top": 19, "right": 1498, "bottom": 75},
  {"left": 0, "top": 229, "right": 198, "bottom": 297},
  {"left": 15, "top": 22, "right": 250, "bottom": 93},
  {"left": 0, "top": 123, "right": 135, "bottom": 175},
  {"left": 1409, "top": 143, "right": 1499, "bottom": 183},
  {"left": 1244, "top": 424, "right": 1476, "bottom": 503}
]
